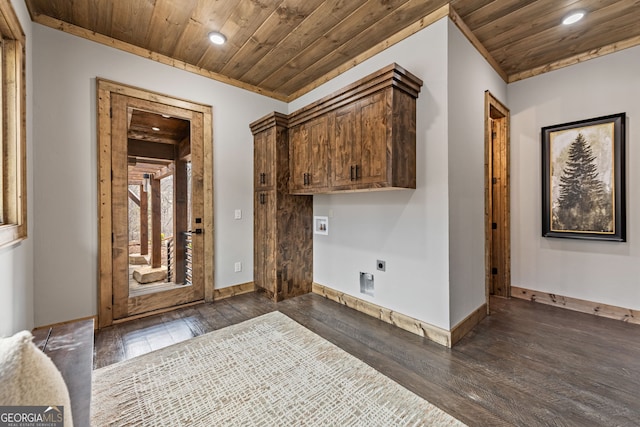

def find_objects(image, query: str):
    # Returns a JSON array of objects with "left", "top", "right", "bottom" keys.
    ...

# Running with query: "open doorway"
[
  {"left": 97, "top": 80, "right": 214, "bottom": 328},
  {"left": 485, "top": 91, "right": 510, "bottom": 312},
  {"left": 126, "top": 111, "right": 192, "bottom": 298}
]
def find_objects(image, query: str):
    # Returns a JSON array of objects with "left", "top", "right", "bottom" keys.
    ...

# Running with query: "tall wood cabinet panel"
[
  {"left": 288, "top": 63, "right": 422, "bottom": 194},
  {"left": 251, "top": 112, "right": 313, "bottom": 302}
]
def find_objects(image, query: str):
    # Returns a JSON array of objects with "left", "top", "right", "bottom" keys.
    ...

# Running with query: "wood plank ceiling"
[{"left": 25, "top": 0, "right": 640, "bottom": 101}]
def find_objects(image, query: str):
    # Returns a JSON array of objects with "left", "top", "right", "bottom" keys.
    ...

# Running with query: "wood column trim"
[{"left": 450, "top": 303, "right": 487, "bottom": 346}]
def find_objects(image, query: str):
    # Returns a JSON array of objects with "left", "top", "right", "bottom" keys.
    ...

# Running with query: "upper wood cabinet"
[
  {"left": 288, "top": 63, "right": 422, "bottom": 194},
  {"left": 289, "top": 64, "right": 422, "bottom": 194},
  {"left": 253, "top": 115, "right": 285, "bottom": 191}
]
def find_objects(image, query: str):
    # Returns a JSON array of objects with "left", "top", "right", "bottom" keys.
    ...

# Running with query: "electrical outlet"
[
  {"left": 234, "top": 209, "right": 242, "bottom": 220},
  {"left": 377, "top": 260, "right": 386, "bottom": 271},
  {"left": 234, "top": 262, "right": 242, "bottom": 272}
]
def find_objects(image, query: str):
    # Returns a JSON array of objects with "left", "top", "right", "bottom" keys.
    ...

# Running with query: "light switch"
[{"left": 234, "top": 209, "right": 242, "bottom": 220}]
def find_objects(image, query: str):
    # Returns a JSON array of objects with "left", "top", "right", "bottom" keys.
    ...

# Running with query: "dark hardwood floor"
[{"left": 94, "top": 292, "right": 640, "bottom": 426}]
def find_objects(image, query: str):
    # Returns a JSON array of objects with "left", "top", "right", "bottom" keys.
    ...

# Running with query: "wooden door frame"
[
  {"left": 97, "top": 79, "right": 214, "bottom": 328},
  {"left": 484, "top": 91, "right": 510, "bottom": 313}
]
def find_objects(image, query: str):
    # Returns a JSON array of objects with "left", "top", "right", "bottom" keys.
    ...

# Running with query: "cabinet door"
[
  {"left": 289, "top": 125, "right": 307, "bottom": 192},
  {"left": 356, "top": 91, "right": 388, "bottom": 185},
  {"left": 254, "top": 128, "right": 276, "bottom": 190},
  {"left": 331, "top": 103, "right": 358, "bottom": 187},
  {"left": 254, "top": 191, "right": 276, "bottom": 295},
  {"left": 289, "top": 115, "right": 329, "bottom": 193}
]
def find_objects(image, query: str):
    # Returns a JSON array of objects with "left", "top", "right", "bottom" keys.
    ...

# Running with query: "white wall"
[
  {"left": 291, "top": 19, "right": 451, "bottom": 329},
  {"left": 509, "top": 45, "right": 640, "bottom": 310},
  {"left": 31, "top": 25, "right": 285, "bottom": 326},
  {"left": 447, "top": 21, "right": 507, "bottom": 326},
  {"left": 0, "top": 0, "right": 34, "bottom": 337},
  {"left": 291, "top": 18, "right": 503, "bottom": 330}
]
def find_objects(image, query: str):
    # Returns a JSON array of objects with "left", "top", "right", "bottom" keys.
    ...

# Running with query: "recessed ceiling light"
[
  {"left": 161, "top": 114, "right": 170, "bottom": 118},
  {"left": 151, "top": 126, "right": 160, "bottom": 131},
  {"left": 563, "top": 11, "right": 585, "bottom": 25},
  {"left": 208, "top": 31, "right": 227, "bottom": 45}
]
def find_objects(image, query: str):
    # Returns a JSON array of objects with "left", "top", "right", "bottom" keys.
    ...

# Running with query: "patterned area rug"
[{"left": 91, "top": 311, "right": 465, "bottom": 426}]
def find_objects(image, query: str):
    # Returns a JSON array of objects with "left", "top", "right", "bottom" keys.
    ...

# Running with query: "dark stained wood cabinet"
[
  {"left": 251, "top": 112, "right": 313, "bottom": 302},
  {"left": 289, "top": 63, "right": 422, "bottom": 194},
  {"left": 254, "top": 127, "right": 275, "bottom": 191},
  {"left": 289, "top": 114, "right": 330, "bottom": 193},
  {"left": 331, "top": 91, "right": 389, "bottom": 189}
]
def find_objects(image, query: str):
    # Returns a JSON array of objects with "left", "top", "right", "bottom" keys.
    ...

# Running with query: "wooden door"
[
  {"left": 357, "top": 92, "right": 387, "bottom": 185},
  {"left": 331, "top": 92, "right": 387, "bottom": 188},
  {"left": 490, "top": 118, "right": 508, "bottom": 297},
  {"left": 289, "top": 124, "right": 306, "bottom": 192},
  {"left": 254, "top": 128, "right": 275, "bottom": 191},
  {"left": 331, "top": 103, "right": 357, "bottom": 187},
  {"left": 254, "top": 190, "right": 276, "bottom": 295},
  {"left": 110, "top": 94, "right": 205, "bottom": 320},
  {"left": 289, "top": 115, "right": 328, "bottom": 192},
  {"left": 485, "top": 91, "right": 510, "bottom": 306}
]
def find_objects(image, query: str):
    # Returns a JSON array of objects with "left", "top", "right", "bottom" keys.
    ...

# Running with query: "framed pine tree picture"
[{"left": 542, "top": 113, "right": 626, "bottom": 241}]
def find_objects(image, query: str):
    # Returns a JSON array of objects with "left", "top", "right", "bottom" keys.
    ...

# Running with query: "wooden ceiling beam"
[
  {"left": 153, "top": 163, "right": 175, "bottom": 180},
  {"left": 128, "top": 139, "right": 176, "bottom": 160},
  {"left": 177, "top": 136, "right": 190, "bottom": 160},
  {"left": 128, "top": 188, "right": 141, "bottom": 207}
]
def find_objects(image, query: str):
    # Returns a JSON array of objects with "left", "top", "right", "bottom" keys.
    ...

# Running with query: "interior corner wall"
[
  {"left": 508, "top": 45, "right": 640, "bottom": 310},
  {"left": 31, "top": 25, "right": 285, "bottom": 327},
  {"left": 446, "top": 20, "right": 507, "bottom": 327},
  {"left": 0, "top": 0, "right": 35, "bottom": 337},
  {"left": 289, "top": 18, "right": 452, "bottom": 330}
]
